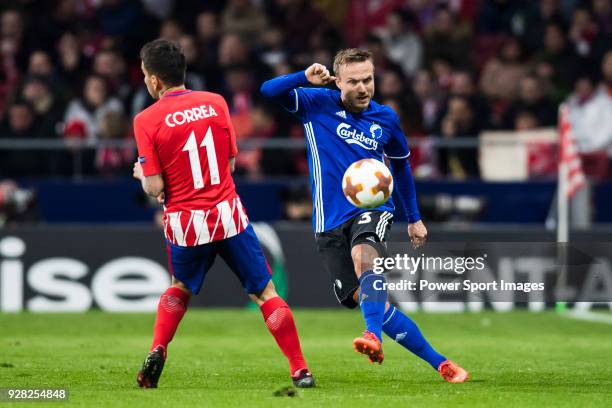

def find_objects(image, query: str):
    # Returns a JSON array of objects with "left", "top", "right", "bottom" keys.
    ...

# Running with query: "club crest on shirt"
[
  {"left": 336, "top": 122, "right": 379, "bottom": 150},
  {"left": 370, "top": 123, "right": 383, "bottom": 140}
]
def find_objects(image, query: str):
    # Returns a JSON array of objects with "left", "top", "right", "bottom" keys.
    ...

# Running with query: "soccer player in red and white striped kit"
[{"left": 132, "top": 39, "right": 314, "bottom": 388}]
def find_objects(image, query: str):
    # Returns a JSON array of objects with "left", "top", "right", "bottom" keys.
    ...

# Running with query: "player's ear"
[
  {"left": 334, "top": 75, "right": 341, "bottom": 89},
  {"left": 150, "top": 75, "right": 160, "bottom": 91}
]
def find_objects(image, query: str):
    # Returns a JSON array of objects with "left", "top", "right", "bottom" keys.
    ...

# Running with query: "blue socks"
[
  {"left": 358, "top": 270, "right": 387, "bottom": 342},
  {"left": 382, "top": 304, "right": 447, "bottom": 369},
  {"left": 358, "top": 271, "right": 446, "bottom": 370}
]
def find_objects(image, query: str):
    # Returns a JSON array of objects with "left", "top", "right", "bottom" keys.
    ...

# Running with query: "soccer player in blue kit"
[{"left": 261, "top": 49, "right": 468, "bottom": 382}]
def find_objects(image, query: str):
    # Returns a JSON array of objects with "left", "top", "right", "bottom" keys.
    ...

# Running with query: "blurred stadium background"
[
  {"left": 1, "top": 1, "right": 612, "bottom": 406},
  {"left": 0, "top": 0, "right": 611, "bottom": 310}
]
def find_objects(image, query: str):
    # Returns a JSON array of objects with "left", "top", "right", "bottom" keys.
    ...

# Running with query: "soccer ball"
[{"left": 342, "top": 159, "right": 394, "bottom": 209}]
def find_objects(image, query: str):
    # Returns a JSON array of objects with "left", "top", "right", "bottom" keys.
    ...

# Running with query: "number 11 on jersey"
[{"left": 182, "top": 127, "right": 220, "bottom": 189}]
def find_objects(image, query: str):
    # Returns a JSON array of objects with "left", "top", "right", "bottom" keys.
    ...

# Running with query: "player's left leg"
[{"left": 218, "top": 224, "right": 315, "bottom": 388}]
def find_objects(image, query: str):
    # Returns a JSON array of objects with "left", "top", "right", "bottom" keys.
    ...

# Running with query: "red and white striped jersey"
[
  {"left": 163, "top": 195, "right": 249, "bottom": 246},
  {"left": 134, "top": 89, "right": 248, "bottom": 246}
]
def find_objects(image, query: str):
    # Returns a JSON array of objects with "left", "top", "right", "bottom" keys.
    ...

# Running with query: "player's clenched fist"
[{"left": 305, "top": 63, "right": 336, "bottom": 86}]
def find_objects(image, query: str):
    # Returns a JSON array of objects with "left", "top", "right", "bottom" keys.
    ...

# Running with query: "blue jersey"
[{"left": 284, "top": 87, "right": 410, "bottom": 233}]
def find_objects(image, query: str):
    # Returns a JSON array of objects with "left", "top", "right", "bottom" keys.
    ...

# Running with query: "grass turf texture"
[{"left": 1, "top": 310, "right": 611, "bottom": 407}]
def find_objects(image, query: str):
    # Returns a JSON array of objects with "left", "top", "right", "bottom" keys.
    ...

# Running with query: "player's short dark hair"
[
  {"left": 333, "top": 48, "right": 373, "bottom": 76},
  {"left": 139, "top": 39, "right": 186, "bottom": 87}
]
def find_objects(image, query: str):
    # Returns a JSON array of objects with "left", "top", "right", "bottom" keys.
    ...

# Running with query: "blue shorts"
[{"left": 166, "top": 224, "right": 271, "bottom": 295}]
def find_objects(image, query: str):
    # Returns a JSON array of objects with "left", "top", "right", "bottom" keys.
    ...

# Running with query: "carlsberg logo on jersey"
[{"left": 336, "top": 122, "right": 381, "bottom": 150}]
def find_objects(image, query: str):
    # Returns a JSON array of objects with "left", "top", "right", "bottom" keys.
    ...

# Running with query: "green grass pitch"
[{"left": 1, "top": 309, "right": 611, "bottom": 407}]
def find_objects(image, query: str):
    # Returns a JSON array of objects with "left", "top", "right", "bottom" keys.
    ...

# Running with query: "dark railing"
[
  {"left": 0, "top": 136, "right": 528, "bottom": 150},
  {"left": 0, "top": 136, "right": 535, "bottom": 179}
]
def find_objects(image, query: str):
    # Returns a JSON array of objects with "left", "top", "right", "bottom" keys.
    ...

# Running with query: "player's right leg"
[
  {"left": 217, "top": 224, "right": 314, "bottom": 388},
  {"left": 383, "top": 302, "right": 468, "bottom": 382},
  {"left": 250, "top": 280, "right": 315, "bottom": 388},
  {"left": 137, "top": 242, "right": 215, "bottom": 388},
  {"left": 350, "top": 292, "right": 468, "bottom": 382}
]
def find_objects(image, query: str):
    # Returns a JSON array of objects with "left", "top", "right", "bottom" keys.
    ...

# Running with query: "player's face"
[
  {"left": 141, "top": 62, "right": 160, "bottom": 99},
  {"left": 335, "top": 60, "right": 375, "bottom": 112}
]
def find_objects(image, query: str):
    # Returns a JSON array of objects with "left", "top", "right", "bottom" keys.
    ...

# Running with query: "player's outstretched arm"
[
  {"left": 260, "top": 64, "right": 336, "bottom": 109},
  {"left": 389, "top": 158, "right": 427, "bottom": 248},
  {"left": 260, "top": 71, "right": 308, "bottom": 110}
]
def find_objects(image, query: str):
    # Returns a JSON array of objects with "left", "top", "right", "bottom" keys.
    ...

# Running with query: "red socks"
[
  {"left": 260, "top": 296, "right": 307, "bottom": 376},
  {"left": 151, "top": 287, "right": 190, "bottom": 354},
  {"left": 150, "top": 290, "right": 306, "bottom": 376}
]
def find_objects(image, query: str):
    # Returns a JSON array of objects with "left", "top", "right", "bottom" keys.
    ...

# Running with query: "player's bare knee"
[
  {"left": 351, "top": 244, "right": 378, "bottom": 276},
  {"left": 171, "top": 278, "right": 192, "bottom": 297},
  {"left": 249, "top": 280, "right": 277, "bottom": 306}
]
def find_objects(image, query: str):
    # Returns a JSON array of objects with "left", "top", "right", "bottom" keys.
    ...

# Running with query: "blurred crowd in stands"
[{"left": 0, "top": 0, "right": 611, "bottom": 183}]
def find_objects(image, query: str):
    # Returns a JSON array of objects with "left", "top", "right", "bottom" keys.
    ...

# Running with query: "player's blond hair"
[{"left": 333, "top": 48, "right": 373, "bottom": 76}]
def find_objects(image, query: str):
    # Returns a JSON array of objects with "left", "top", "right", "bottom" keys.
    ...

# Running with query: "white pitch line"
[{"left": 562, "top": 310, "right": 612, "bottom": 325}]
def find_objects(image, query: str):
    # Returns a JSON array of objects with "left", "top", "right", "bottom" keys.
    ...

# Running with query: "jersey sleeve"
[
  {"left": 133, "top": 114, "right": 162, "bottom": 176},
  {"left": 216, "top": 95, "right": 238, "bottom": 157},
  {"left": 383, "top": 108, "right": 411, "bottom": 159},
  {"left": 260, "top": 70, "right": 309, "bottom": 114}
]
